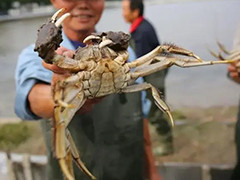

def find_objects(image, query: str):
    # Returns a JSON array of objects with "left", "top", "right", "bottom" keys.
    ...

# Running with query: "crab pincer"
[{"left": 34, "top": 8, "right": 70, "bottom": 63}]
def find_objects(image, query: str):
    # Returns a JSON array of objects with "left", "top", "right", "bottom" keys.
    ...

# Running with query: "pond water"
[{"left": 0, "top": 0, "right": 240, "bottom": 118}]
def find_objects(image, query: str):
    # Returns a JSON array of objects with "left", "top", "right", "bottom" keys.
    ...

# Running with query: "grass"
[
  {"left": 0, "top": 122, "right": 31, "bottom": 150},
  {"left": 0, "top": 121, "right": 45, "bottom": 154}
]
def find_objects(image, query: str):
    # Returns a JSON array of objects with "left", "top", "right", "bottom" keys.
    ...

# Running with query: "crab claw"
[
  {"left": 55, "top": 13, "right": 71, "bottom": 27},
  {"left": 84, "top": 31, "right": 131, "bottom": 51},
  {"left": 34, "top": 9, "right": 70, "bottom": 63},
  {"left": 83, "top": 35, "right": 101, "bottom": 44},
  {"left": 99, "top": 38, "right": 113, "bottom": 49},
  {"left": 51, "top": 8, "right": 66, "bottom": 22}
]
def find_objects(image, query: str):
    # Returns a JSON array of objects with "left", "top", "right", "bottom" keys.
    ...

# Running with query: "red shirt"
[{"left": 130, "top": 16, "right": 144, "bottom": 33}]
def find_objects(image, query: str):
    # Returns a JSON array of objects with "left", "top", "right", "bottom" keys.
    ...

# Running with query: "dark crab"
[{"left": 34, "top": 8, "right": 236, "bottom": 180}]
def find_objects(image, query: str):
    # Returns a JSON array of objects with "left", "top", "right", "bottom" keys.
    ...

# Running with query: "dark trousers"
[{"left": 231, "top": 100, "right": 240, "bottom": 180}]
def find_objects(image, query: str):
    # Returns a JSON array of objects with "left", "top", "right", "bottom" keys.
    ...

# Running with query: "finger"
[
  {"left": 42, "top": 61, "right": 66, "bottom": 74},
  {"left": 228, "top": 71, "right": 240, "bottom": 83},
  {"left": 63, "top": 50, "right": 74, "bottom": 58},
  {"left": 56, "top": 47, "right": 75, "bottom": 58},
  {"left": 228, "top": 64, "right": 237, "bottom": 72},
  {"left": 229, "top": 71, "right": 239, "bottom": 78},
  {"left": 232, "top": 77, "right": 240, "bottom": 84},
  {"left": 236, "top": 61, "right": 240, "bottom": 67},
  {"left": 56, "top": 46, "right": 70, "bottom": 55}
]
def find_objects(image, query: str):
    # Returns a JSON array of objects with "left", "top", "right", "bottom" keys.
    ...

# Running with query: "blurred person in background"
[
  {"left": 122, "top": 0, "right": 173, "bottom": 179},
  {"left": 228, "top": 23, "right": 240, "bottom": 180},
  {"left": 122, "top": 0, "right": 173, "bottom": 157},
  {"left": 14, "top": 0, "right": 164, "bottom": 179}
]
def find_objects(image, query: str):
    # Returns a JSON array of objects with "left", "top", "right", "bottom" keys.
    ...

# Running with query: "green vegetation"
[
  {"left": 171, "top": 110, "right": 187, "bottom": 120},
  {"left": 0, "top": 122, "right": 31, "bottom": 150}
]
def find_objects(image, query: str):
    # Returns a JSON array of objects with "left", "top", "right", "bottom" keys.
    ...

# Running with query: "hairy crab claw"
[
  {"left": 83, "top": 35, "right": 115, "bottom": 49},
  {"left": 83, "top": 34, "right": 117, "bottom": 49},
  {"left": 34, "top": 8, "right": 70, "bottom": 62},
  {"left": 83, "top": 35, "right": 101, "bottom": 45},
  {"left": 84, "top": 31, "right": 131, "bottom": 51},
  {"left": 99, "top": 37, "right": 114, "bottom": 49},
  {"left": 55, "top": 12, "right": 71, "bottom": 27},
  {"left": 162, "top": 43, "right": 203, "bottom": 62},
  {"left": 50, "top": 8, "right": 71, "bottom": 27},
  {"left": 51, "top": 8, "right": 65, "bottom": 23}
]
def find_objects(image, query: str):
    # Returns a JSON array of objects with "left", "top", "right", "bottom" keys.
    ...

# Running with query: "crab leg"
[
  {"left": 51, "top": 55, "right": 93, "bottom": 72},
  {"left": 227, "top": 51, "right": 240, "bottom": 60},
  {"left": 64, "top": 140, "right": 75, "bottom": 179},
  {"left": 58, "top": 81, "right": 88, "bottom": 127},
  {"left": 63, "top": 95, "right": 86, "bottom": 127},
  {"left": 55, "top": 84, "right": 86, "bottom": 127},
  {"left": 53, "top": 79, "right": 91, "bottom": 180},
  {"left": 121, "top": 83, "right": 174, "bottom": 127},
  {"left": 66, "top": 129, "right": 96, "bottom": 180},
  {"left": 54, "top": 108, "right": 86, "bottom": 180},
  {"left": 131, "top": 57, "right": 235, "bottom": 81},
  {"left": 172, "top": 58, "right": 236, "bottom": 67},
  {"left": 209, "top": 50, "right": 225, "bottom": 60},
  {"left": 217, "top": 41, "right": 231, "bottom": 55},
  {"left": 210, "top": 42, "right": 240, "bottom": 60},
  {"left": 130, "top": 59, "right": 171, "bottom": 79},
  {"left": 54, "top": 106, "right": 74, "bottom": 180},
  {"left": 127, "top": 45, "right": 202, "bottom": 69}
]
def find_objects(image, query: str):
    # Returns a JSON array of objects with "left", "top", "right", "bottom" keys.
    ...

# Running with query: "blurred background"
[{"left": 0, "top": 0, "right": 240, "bottom": 179}]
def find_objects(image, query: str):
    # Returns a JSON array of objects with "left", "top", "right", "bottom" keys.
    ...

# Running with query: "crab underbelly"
[
  {"left": 95, "top": 72, "right": 115, "bottom": 97},
  {"left": 88, "top": 71, "right": 127, "bottom": 98},
  {"left": 87, "top": 60, "right": 128, "bottom": 97}
]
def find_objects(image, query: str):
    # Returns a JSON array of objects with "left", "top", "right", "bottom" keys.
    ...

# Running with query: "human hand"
[
  {"left": 42, "top": 46, "right": 78, "bottom": 87},
  {"left": 228, "top": 60, "right": 240, "bottom": 84},
  {"left": 42, "top": 46, "right": 102, "bottom": 114}
]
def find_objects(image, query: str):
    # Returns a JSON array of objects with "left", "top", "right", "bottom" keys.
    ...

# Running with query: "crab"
[{"left": 34, "top": 8, "right": 236, "bottom": 180}]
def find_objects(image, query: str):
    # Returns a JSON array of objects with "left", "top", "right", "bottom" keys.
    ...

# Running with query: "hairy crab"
[{"left": 34, "top": 9, "right": 236, "bottom": 180}]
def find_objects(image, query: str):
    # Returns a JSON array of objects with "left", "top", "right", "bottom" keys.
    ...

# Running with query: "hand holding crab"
[
  {"left": 34, "top": 9, "right": 236, "bottom": 180},
  {"left": 43, "top": 47, "right": 102, "bottom": 115}
]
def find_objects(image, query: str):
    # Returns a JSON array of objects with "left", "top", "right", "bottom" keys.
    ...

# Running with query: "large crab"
[{"left": 34, "top": 9, "right": 236, "bottom": 180}]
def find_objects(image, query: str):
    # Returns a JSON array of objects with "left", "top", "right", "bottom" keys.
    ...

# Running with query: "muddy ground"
[
  {"left": 0, "top": 106, "right": 237, "bottom": 166},
  {"left": 152, "top": 106, "right": 237, "bottom": 165}
]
